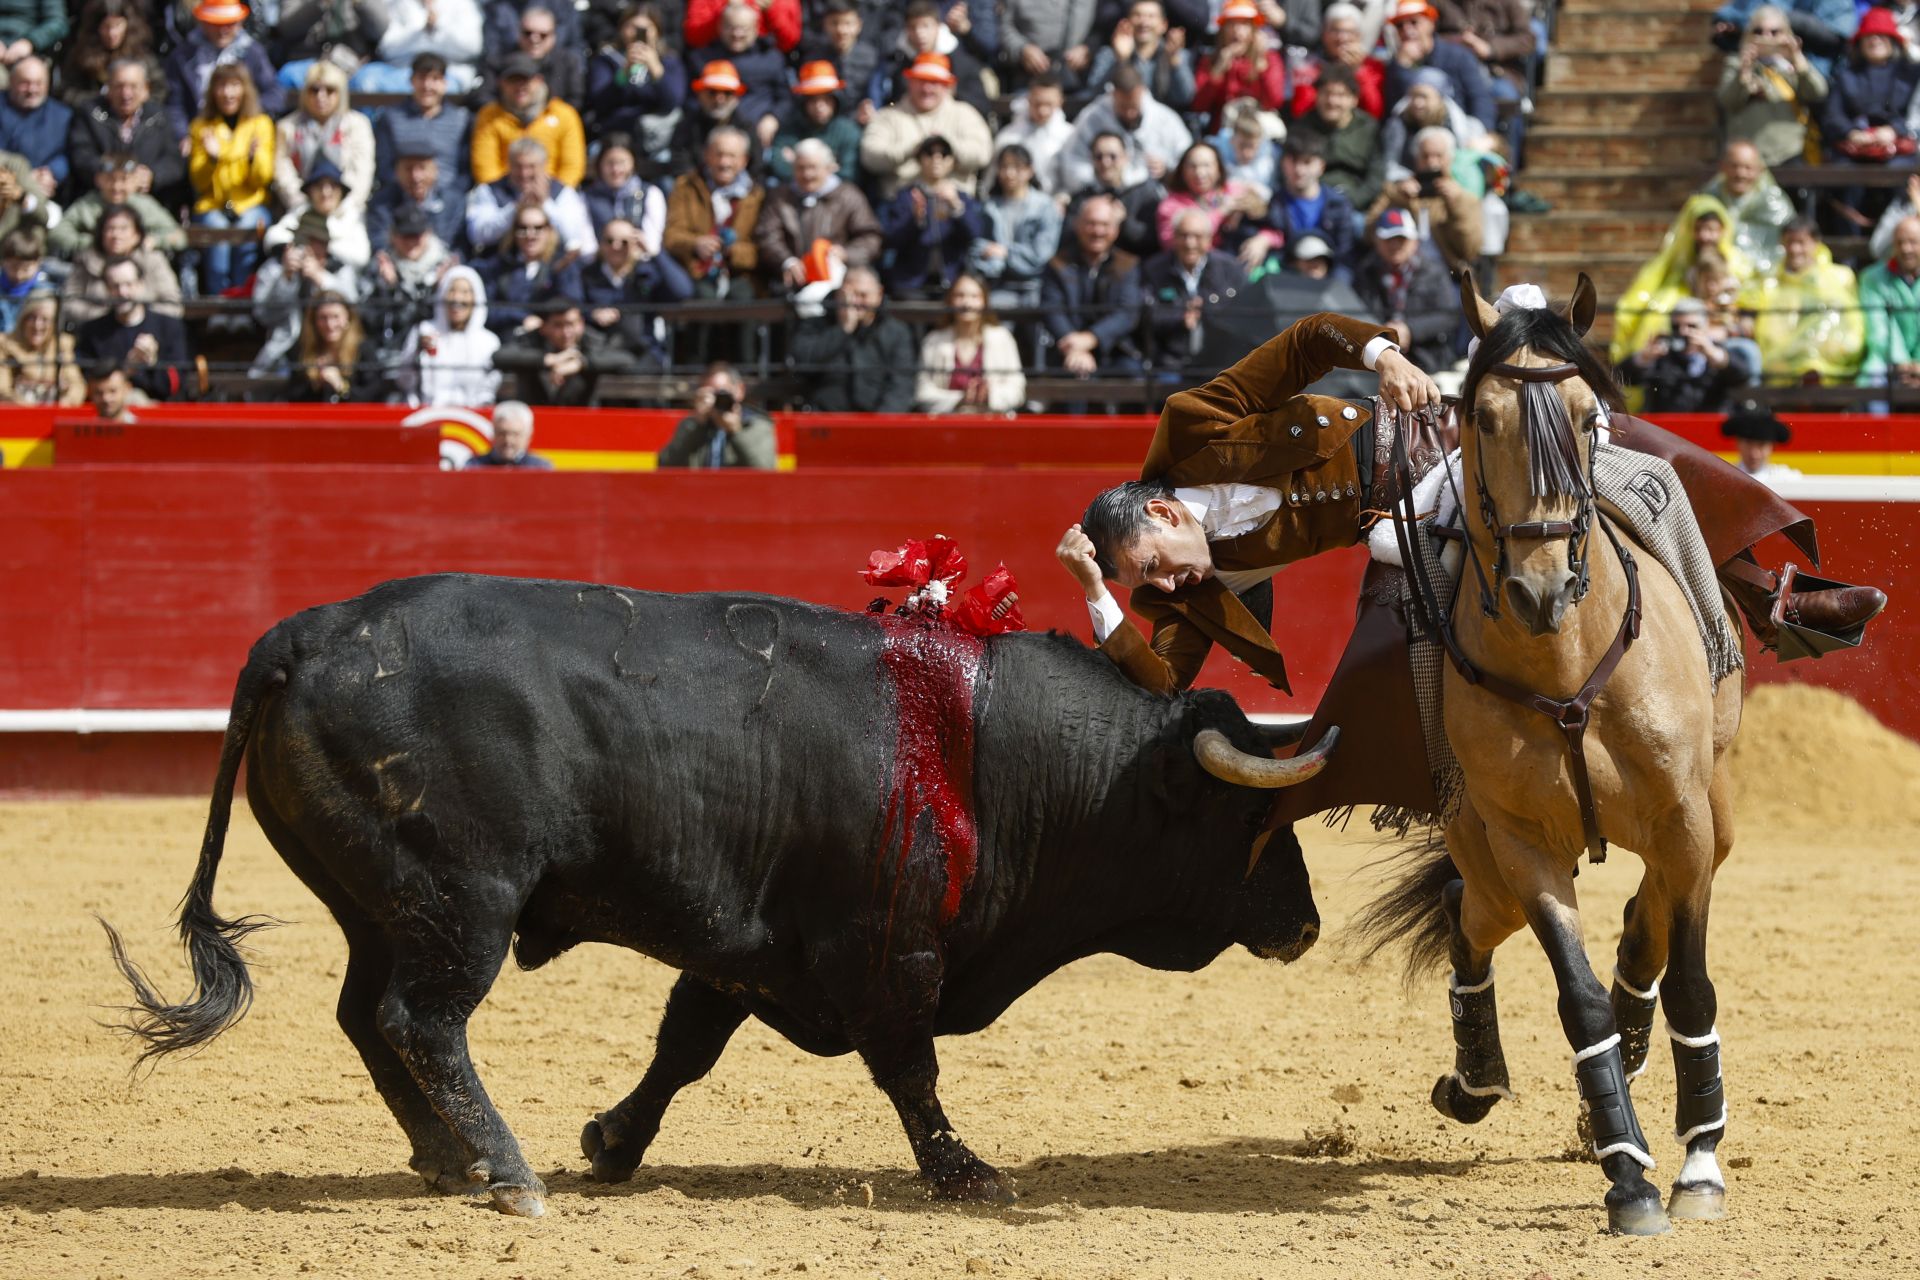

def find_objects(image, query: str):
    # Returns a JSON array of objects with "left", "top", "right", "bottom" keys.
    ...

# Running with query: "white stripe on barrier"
[
  {"left": 1773, "top": 475, "right": 1920, "bottom": 503},
  {"left": 0, "top": 709, "right": 231, "bottom": 733}
]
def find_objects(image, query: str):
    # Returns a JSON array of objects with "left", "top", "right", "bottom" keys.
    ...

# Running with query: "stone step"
[
  {"left": 1556, "top": 0, "right": 1719, "bottom": 14},
  {"left": 1515, "top": 165, "right": 1708, "bottom": 209},
  {"left": 1546, "top": 50, "right": 1719, "bottom": 90},
  {"left": 1530, "top": 89, "right": 1719, "bottom": 132},
  {"left": 1497, "top": 251, "right": 1647, "bottom": 305},
  {"left": 1523, "top": 126, "right": 1720, "bottom": 170},
  {"left": 1502, "top": 210, "right": 1677, "bottom": 256},
  {"left": 1553, "top": 8, "right": 1716, "bottom": 51}
]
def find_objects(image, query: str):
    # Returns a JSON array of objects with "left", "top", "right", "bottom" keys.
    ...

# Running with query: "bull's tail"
[
  {"left": 102, "top": 630, "right": 291, "bottom": 1068},
  {"left": 1349, "top": 828, "right": 1460, "bottom": 985}
]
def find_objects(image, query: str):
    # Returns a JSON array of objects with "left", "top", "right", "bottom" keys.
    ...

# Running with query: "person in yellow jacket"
[
  {"left": 188, "top": 62, "right": 275, "bottom": 295},
  {"left": 1739, "top": 216, "right": 1866, "bottom": 385},
  {"left": 470, "top": 53, "right": 586, "bottom": 189},
  {"left": 1610, "top": 192, "right": 1755, "bottom": 369}
]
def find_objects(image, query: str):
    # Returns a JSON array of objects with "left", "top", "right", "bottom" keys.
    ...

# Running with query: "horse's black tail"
[
  {"left": 102, "top": 629, "right": 291, "bottom": 1068},
  {"left": 1349, "top": 827, "right": 1460, "bottom": 985}
]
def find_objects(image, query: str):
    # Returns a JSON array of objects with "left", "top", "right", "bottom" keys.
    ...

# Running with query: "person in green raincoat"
[{"left": 1858, "top": 212, "right": 1920, "bottom": 390}]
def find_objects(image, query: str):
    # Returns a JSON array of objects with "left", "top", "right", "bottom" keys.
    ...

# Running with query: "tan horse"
[{"left": 1362, "top": 275, "right": 1740, "bottom": 1235}]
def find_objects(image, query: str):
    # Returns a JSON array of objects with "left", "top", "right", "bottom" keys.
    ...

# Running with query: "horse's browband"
[{"left": 1488, "top": 361, "right": 1582, "bottom": 384}]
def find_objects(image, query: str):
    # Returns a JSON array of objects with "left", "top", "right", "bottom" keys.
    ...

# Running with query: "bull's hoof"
[
  {"left": 410, "top": 1150, "right": 487, "bottom": 1197},
  {"left": 930, "top": 1160, "right": 1017, "bottom": 1205},
  {"left": 1430, "top": 1073, "right": 1501, "bottom": 1125},
  {"left": 489, "top": 1182, "right": 547, "bottom": 1218},
  {"left": 1605, "top": 1186, "right": 1670, "bottom": 1236},
  {"left": 580, "top": 1116, "right": 643, "bottom": 1184},
  {"left": 1668, "top": 1182, "right": 1727, "bottom": 1221}
]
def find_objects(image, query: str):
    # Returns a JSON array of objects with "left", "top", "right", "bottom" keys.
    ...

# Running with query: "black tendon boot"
[
  {"left": 1574, "top": 1035, "right": 1666, "bottom": 1235},
  {"left": 1430, "top": 967, "right": 1513, "bottom": 1123},
  {"left": 1668, "top": 1023, "right": 1729, "bottom": 1220},
  {"left": 1611, "top": 969, "right": 1660, "bottom": 1079}
]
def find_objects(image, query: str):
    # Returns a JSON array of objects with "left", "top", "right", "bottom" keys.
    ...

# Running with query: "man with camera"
[
  {"left": 659, "top": 361, "right": 779, "bottom": 469},
  {"left": 1617, "top": 297, "right": 1757, "bottom": 414}
]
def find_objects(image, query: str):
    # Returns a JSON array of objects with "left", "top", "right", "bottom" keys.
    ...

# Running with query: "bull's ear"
[
  {"left": 1457, "top": 269, "right": 1498, "bottom": 340},
  {"left": 1561, "top": 272, "right": 1598, "bottom": 337}
]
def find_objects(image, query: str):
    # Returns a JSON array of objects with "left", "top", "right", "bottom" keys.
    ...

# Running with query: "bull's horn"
[{"left": 1193, "top": 726, "right": 1341, "bottom": 789}]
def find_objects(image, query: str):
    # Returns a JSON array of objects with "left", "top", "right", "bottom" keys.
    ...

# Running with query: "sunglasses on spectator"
[
  {"left": 516, "top": 222, "right": 549, "bottom": 233},
  {"left": 603, "top": 237, "right": 637, "bottom": 247},
  {"left": 1752, "top": 25, "right": 1785, "bottom": 34},
  {"left": 522, "top": 26, "right": 554, "bottom": 38}
]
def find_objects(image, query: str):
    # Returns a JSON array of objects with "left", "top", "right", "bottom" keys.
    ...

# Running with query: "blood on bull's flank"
[{"left": 872, "top": 614, "right": 985, "bottom": 936}]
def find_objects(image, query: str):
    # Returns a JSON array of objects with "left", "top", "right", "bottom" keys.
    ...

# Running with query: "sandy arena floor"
[{"left": 2, "top": 685, "right": 1918, "bottom": 1279}]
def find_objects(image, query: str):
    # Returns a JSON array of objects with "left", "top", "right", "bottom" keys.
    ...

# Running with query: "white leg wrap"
[
  {"left": 1593, "top": 1139, "right": 1658, "bottom": 1171},
  {"left": 1571, "top": 1033, "right": 1621, "bottom": 1068},
  {"left": 1677, "top": 1108, "right": 1729, "bottom": 1146},
  {"left": 1449, "top": 965, "right": 1496, "bottom": 995},
  {"left": 1450, "top": 1070, "right": 1514, "bottom": 1101},
  {"left": 1666, "top": 1022, "right": 1721, "bottom": 1049},
  {"left": 1612, "top": 966, "right": 1659, "bottom": 1001}
]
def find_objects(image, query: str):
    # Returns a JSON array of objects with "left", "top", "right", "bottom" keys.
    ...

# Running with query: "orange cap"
[
  {"left": 795, "top": 60, "right": 846, "bottom": 95},
  {"left": 903, "top": 52, "right": 956, "bottom": 85},
  {"left": 692, "top": 60, "right": 745, "bottom": 94}
]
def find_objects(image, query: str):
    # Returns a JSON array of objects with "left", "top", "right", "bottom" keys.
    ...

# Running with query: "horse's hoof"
[
  {"left": 580, "top": 1117, "right": 641, "bottom": 1184},
  {"left": 1607, "top": 1194, "right": 1671, "bottom": 1236},
  {"left": 1668, "top": 1183, "right": 1727, "bottom": 1221},
  {"left": 490, "top": 1183, "right": 547, "bottom": 1218},
  {"left": 1430, "top": 1074, "right": 1501, "bottom": 1124},
  {"left": 931, "top": 1162, "right": 1017, "bottom": 1205}
]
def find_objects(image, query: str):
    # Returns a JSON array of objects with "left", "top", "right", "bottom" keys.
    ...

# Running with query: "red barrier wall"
[{"left": 0, "top": 463, "right": 1912, "bottom": 797}]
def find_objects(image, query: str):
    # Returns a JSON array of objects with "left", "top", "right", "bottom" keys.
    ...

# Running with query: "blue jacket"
[
  {"left": 0, "top": 96, "right": 69, "bottom": 185},
  {"left": 1266, "top": 183, "right": 1357, "bottom": 280},
  {"left": 579, "top": 256, "right": 692, "bottom": 363},
  {"left": 367, "top": 185, "right": 469, "bottom": 256},
  {"left": 1385, "top": 42, "right": 1497, "bottom": 131},
  {"left": 587, "top": 48, "right": 687, "bottom": 136},
  {"left": 967, "top": 189, "right": 1062, "bottom": 288},
  {"left": 479, "top": 253, "right": 584, "bottom": 335},
  {"left": 1041, "top": 245, "right": 1144, "bottom": 358},
  {"left": 1822, "top": 57, "right": 1920, "bottom": 142},
  {"left": 164, "top": 35, "right": 287, "bottom": 137},
  {"left": 372, "top": 103, "right": 473, "bottom": 196},
  {"left": 878, "top": 185, "right": 988, "bottom": 295}
]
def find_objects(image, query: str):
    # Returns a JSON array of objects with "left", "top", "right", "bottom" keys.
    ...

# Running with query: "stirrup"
[{"left": 1769, "top": 563, "right": 1874, "bottom": 662}]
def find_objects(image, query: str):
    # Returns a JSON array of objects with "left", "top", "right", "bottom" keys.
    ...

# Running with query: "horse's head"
[{"left": 1456, "top": 271, "right": 1620, "bottom": 636}]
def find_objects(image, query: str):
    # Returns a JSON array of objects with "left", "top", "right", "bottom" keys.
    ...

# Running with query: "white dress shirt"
[{"left": 1085, "top": 335, "right": 1396, "bottom": 642}]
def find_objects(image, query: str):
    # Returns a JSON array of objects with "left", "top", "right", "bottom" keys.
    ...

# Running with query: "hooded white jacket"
[{"left": 392, "top": 265, "right": 503, "bottom": 408}]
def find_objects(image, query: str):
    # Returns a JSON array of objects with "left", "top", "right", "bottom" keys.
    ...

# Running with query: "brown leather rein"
[{"left": 1393, "top": 361, "right": 1643, "bottom": 862}]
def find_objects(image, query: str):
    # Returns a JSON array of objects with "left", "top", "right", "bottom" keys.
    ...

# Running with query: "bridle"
[{"left": 1391, "top": 358, "right": 1642, "bottom": 863}]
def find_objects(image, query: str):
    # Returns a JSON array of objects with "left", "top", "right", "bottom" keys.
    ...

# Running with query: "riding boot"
[{"left": 1719, "top": 555, "right": 1888, "bottom": 658}]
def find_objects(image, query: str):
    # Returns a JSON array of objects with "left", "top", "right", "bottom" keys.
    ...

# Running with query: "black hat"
[
  {"left": 1720, "top": 402, "right": 1791, "bottom": 444},
  {"left": 392, "top": 207, "right": 431, "bottom": 237},
  {"left": 301, "top": 157, "right": 347, "bottom": 193},
  {"left": 498, "top": 52, "right": 541, "bottom": 80},
  {"left": 294, "top": 208, "right": 333, "bottom": 244},
  {"left": 395, "top": 140, "right": 440, "bottom": 162}
]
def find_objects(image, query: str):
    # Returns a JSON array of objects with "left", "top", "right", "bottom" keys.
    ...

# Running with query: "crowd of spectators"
[
  {"left": 1617, "top": 2, "right": 1920, "bottom": 413},
  {"left": 0, "top": 0, "right": 1547, "bottom": 427}
]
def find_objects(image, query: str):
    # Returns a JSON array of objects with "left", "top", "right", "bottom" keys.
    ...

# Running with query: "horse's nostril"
[{"left": 1299, "top": 922, "right": 1320, "bottom": 947}]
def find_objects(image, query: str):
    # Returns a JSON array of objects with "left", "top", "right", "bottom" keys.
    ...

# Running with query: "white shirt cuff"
[
  {"left": 1363, "top": 335, "right": 1398, "bottom": 370},
  {"left": 1087, "top": 590, "right": 1126, "bottom": 644}
]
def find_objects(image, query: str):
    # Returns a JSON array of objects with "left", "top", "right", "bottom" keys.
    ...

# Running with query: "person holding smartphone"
[
  {"left": 659, "top": 359, "right": 778, "bottom": 468},
  {"left": 1717, "top": 4, "right": 1829, "bottom": 167}
]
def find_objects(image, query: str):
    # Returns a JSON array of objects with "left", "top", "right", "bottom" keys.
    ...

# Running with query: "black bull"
[{"left": 106, "top": 574, "right": 1335, "bottom": 1214}]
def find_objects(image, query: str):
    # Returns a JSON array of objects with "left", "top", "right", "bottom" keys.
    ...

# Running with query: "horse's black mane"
[{"left": 1460, "top": 305, "right": 1622, "bottom": 500}]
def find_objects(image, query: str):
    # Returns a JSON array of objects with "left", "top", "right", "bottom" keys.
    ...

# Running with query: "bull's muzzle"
[{"left": 1193, "top": 726, "right": 1341, "bottom": 789}]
